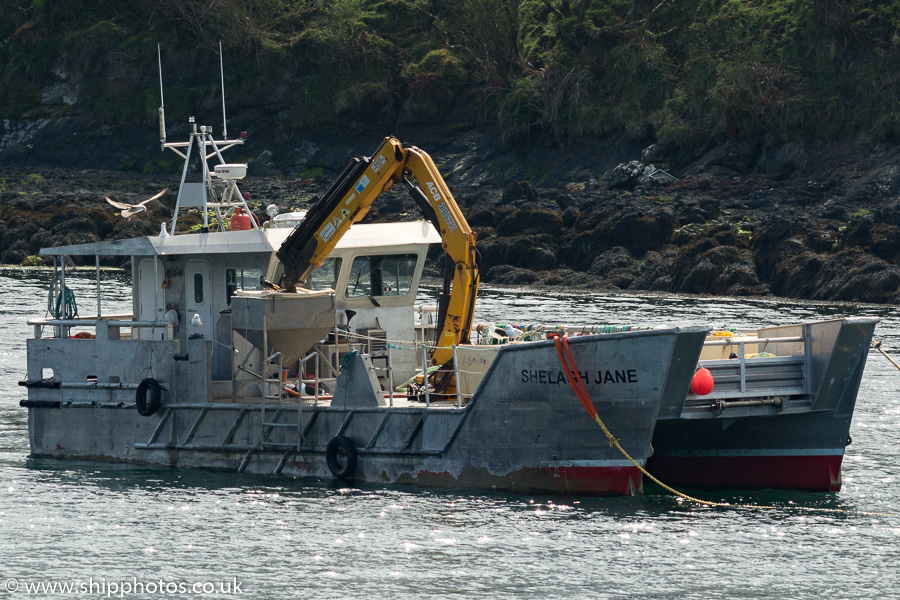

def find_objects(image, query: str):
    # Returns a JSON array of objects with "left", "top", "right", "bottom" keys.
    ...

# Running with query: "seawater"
[{"left": 2, "top": 270, "right": 899, "bottom": 600}]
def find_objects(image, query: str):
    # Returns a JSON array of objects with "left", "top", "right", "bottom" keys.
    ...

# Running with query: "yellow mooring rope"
[
  {"left": 552, "top": 334, "right": 898, "bottom": 517},
  {"left": 872, "top": 339, "right": 900, "bottom": 372}
]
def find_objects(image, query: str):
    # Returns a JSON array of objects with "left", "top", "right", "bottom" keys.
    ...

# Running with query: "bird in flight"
[{"left": 105, "top": 189, "right": 168, "bottom": 218}]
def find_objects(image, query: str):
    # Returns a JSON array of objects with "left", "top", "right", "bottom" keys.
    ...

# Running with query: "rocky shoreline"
[{"left": 2, "top": 126, "right": 900, "bottom": 304}]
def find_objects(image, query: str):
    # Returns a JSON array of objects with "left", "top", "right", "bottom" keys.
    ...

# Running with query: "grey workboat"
[
  {"left": 19, "top": 52, "right": 878, "bottom": 494},
  {"left": 20, "top": 110, "right": 708, "bottom": 495}
]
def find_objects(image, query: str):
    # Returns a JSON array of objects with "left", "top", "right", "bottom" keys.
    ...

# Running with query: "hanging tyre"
[
  {"left": 135, "top": 378, "right": 162, "bottom": 417},
  {"left": 325, "top": 435, "right": 358, "bottom": 480}
]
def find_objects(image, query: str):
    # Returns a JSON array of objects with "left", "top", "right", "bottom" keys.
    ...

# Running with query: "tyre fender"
[
  {"left": 325, "top": 435, "right": 358, "bottom": 479},
  {"left": 135, "top": 378, "right": 162, "bottom": 417}
]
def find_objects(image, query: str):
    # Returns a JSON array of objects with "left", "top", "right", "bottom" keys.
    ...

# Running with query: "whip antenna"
[
  {"left": 219, "top": 40, "right": 227, "bottom": 139},
  {"left": 157, "top": 43, "right": 166, "bottom": 144}
]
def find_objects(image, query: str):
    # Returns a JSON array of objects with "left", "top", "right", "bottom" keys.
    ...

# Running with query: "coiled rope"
[
  {"left": 48, "top": 272, "right": 78, "bottom": 319},
  {"left": 336, "top": 349, "right": 359, "bottom": 388},
  {"left": 553, "top": 334, "right": 897, "bottom": 517}
]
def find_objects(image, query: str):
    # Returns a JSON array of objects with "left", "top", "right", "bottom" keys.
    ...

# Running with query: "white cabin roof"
[{"left": 41, "top": 221, "right": 441, "bottom": 257}]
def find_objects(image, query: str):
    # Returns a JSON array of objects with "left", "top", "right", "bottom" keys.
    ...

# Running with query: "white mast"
[
  {"left": 219, "top": 40, "right": 228, "bottom": 140},
  {"left": 158, "top": 43, "right": 167, "bottom": 145},
  {"left": 160, "top": 44, "right": 254, "bottom": 235}
]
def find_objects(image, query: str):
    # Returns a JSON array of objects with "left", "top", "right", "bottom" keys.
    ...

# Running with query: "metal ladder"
[
  {"left": 260, "top": 351, "right": 291, "bottom": 448},
  {"left": 239, "top": 350, "right": 321, "bottom": 475},
  {"left": 243, "top": 351, "right": 290, "bottom": 475}
]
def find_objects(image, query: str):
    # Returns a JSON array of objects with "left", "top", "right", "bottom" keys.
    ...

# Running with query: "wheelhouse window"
[
  {"left": 346, "top": 254, "right": 417, "bottom": 298},
  {"left": 225, "top": 267, "right": 262, "bottom": 304},
  {"left": 306, "top": 257, "right": 342, "bottom": 291}
]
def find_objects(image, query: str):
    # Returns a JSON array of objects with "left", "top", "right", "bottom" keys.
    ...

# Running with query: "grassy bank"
[{"left": 2, "top": 0, "right": 899, "bottom": 151}]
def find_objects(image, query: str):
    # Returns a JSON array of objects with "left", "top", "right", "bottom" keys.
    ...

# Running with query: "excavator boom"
[
  {"left": 401, "top": 147, "right": 478, "bottom": 365},
  {"left": 276, "top": 136, "right": 479, "bottom": 370},
  {"left": 277, "top": 137, "right": 406, "bottom": 288}
]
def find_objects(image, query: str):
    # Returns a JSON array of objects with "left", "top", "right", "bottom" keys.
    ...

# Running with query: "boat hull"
[
  {"left": 26, "top": 421, "right": 644, "bottom": 494},
  {"left": 23, "top": 327, "right": 708, "bottom": 496},
  {"left": 647, "top": 317, "right": 876, "bottom": 492},
  {"left": 24, "top": 404, "right": 646, "bottom": 495},
  {"left": 648, "top": 410, "right": 852, "bottom": 491},
  {"left": 646, "top": 451, "right": 843, "bottom": 492}
]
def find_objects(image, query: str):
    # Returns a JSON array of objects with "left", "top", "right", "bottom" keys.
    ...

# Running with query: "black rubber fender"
[
  {"left": 135, "top": 378, "right": 162, "bottom": 417},
  {"left": 325, "top": 435, "right": 358, "bottom": 480}
]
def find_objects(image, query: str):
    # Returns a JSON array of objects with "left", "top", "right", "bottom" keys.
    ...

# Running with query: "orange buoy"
[{"left": 690, "top": 367, "right": 714, "bottom": 395}]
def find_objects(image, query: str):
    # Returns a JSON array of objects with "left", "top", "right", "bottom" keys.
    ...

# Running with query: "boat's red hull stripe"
[{"left": 646, "top": 453, "right": 844, "bottom": 492}]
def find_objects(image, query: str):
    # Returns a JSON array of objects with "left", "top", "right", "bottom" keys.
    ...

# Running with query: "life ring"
[
  {"left": 325, "top": 435, "right": 358, "bottom": 480},
  {"left": 70, "top": 332, "right": 95, "bottom": 339},
  {"left": 135, "top": 378, "right": 162, "bottom": 417}
]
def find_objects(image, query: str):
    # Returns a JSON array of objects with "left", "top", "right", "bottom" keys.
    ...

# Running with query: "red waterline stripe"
[{"left": 646, "top": 454, "right": 844, "bottom": 492}]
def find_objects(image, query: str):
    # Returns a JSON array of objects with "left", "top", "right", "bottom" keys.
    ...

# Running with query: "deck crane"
[{"left": 276, "top": 136, "right": 479, "bottom": 392}]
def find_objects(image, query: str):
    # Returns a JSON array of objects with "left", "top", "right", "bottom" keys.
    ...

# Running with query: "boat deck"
[{"left": 207, "top": 392, "right": 465, "bottom": 410}]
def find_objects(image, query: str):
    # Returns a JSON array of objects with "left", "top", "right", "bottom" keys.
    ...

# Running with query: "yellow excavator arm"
[{"left": 276, "top": 136, "right": 479, "bottom": 369}]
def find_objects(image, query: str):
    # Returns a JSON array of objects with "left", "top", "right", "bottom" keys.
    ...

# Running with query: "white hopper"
[{"left": 230, "top": 289, "right": 335, "bottom": 367}]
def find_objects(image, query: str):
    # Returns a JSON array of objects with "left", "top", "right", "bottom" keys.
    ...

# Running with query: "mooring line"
[
  {"left": 872, "top": 339, "right": 900, "bottom": 372},
  {"left": 552, "top": 334, "right": 898, "bottom": 518}
]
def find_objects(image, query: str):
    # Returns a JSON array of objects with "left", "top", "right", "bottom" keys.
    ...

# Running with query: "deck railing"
[
  {"left": 694, "top": 334, "right": 810, "bottom": 402},
  {"left": 27, "top": 314, "right": 174, "bottom": 341}
]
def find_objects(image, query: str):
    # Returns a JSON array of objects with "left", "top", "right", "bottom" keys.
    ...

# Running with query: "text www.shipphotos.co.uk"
[{"left": 4, "top": 577, "right": 244, "bottom": 597}]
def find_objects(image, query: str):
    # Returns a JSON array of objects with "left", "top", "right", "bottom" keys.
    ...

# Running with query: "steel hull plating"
[
  {"left": 648, "top": 411, "right": 852, "bottom": 491},
  {"left": 24, "top": 327, "right": 708, "bottom": 495},
  {"left": 27, "top": 417, "right": 644, "bottom": 494},
  {"left": 646, "top": 452, "right": 843, "bottom": 492},
  {"left": 648, "top": 317, "right": 877, "bottom": 492},
  {"left": 25, "top": 406, "right": 645, "bottom": 495}
]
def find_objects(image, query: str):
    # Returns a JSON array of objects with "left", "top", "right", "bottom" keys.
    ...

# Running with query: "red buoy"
[
  {"left": 231, "top": 206, "right": 252, "bottom": 231},
  {"left": 691, "top": 367, "right": 714, "bottom": 395}
]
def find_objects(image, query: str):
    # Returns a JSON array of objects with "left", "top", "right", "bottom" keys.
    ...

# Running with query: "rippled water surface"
[{"left": 2, "top": 270, "right": 900, "bottom": 599}]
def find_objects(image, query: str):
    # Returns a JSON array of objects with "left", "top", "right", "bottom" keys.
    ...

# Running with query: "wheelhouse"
[{"left": 33, "top": 221, "right": 440, "bottom": 389}]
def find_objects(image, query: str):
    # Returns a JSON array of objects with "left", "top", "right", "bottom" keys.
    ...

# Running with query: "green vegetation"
[
  {"left": 523, "top": 166, "right": 552, "bottom": 185},
  {"left": 1, "top": 1, "right": 899, "bottom": 149},
  {"left": 21, "top": 255, "right": 44, "bottom": 267},
  {"left": 297, "top": 166, "right": 324, "bottom": 179},
  {"left": 141, "top": 155, "right": 184, "bottom": 175},
  {"left": 187, "top": 219, "right": 221, "bottom": 233}
]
